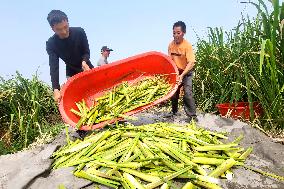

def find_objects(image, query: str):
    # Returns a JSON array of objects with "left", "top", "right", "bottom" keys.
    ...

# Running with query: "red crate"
[{"left": 216, "top": 102, "right": 263, "bottom": 120}]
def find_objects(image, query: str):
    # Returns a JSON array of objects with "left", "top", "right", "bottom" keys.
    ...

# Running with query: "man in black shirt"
[{"left": 46, "top": 10, "right": 94, "bottom": 103}]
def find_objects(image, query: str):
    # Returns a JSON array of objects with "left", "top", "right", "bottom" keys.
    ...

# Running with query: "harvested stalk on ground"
[{"left": 52, "top": 122, "right": 283, "bottom": 188}]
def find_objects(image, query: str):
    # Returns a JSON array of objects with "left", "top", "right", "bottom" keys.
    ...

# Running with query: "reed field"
[
  {"left": 194, "top": 0, "right": 284, "bottom": 129},
  {"left": 0, "top": 72, "right": 63, "bottom": 155}
]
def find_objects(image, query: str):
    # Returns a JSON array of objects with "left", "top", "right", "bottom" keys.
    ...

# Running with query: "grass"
[
  {"left": 0, "top": 72, "right": 63, "bottom": 155},
  {"left": 193, "top": 0, "right": 284, "bottom": 130}
]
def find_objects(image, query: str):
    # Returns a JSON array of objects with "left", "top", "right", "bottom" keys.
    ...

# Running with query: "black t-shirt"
[{"left": 46, "top": 27, "right": 94, "bottom": 90}]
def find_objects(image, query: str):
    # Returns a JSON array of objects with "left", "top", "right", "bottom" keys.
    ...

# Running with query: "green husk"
[
  {"left": 70, "top": 76, "right": 171, "bottom": 129},
  {"left": 52, "top": 122, "right": 281, "bottom": 188}
]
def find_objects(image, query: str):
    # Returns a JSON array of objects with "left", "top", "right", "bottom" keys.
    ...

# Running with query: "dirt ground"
[{"left": 0, "top": 109, "right": 283, "bottom": 189}]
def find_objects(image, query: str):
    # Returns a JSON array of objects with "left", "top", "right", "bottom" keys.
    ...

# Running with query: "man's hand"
[
  {"left": 178, "top": 61, "right": 194, "bottom": 85},
  {"left": 177, "top": 74, "right": 184, "bottom": 85},
  {"left": 82, "top": 61, "right": 90, "bottom": 71},
  {"left": 54, "top": 89, "right": 61, "bottom": 105}
]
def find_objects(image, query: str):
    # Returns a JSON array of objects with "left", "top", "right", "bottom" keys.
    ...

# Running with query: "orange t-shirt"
[{"left": 168, "top": 39, "right": 196, "bottom": 71}]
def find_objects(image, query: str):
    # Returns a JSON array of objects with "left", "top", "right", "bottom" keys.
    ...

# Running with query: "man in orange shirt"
[{"left": 168, "top": 21, "right": 197, "bottom": 122}]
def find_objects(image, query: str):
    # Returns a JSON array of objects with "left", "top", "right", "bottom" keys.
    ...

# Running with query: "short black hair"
[
  {"left": 47, "top": 10, "right": 68, "bottom": 27},
  {"left": 173, "top": 21, "right": 186, "bottom": 33}
]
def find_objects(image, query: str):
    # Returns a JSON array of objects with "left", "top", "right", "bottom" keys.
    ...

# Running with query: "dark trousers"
[{"left": 171, "top": 71, "right": 196, "bottom": 117}]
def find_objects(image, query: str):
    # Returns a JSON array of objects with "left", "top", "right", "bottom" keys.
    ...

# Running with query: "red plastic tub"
[
  {"left": 216, "top": 102, "right": 263, "bottom": 120},
  {"left": 59, "top": 51, "right": 179, "bottom": 130}
]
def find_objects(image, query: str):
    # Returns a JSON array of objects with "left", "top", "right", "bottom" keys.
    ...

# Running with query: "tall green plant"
[
  {"left": 194, "top": 0, "right": 284, "bottom": 129},
  {"left": 0, "top": 72, "right": 61, "bottom": 154},
  {"left": 194, "top": 17, "right": 261, "bottom": 111},
  {"left": 249, "top": 0, "right": 284, "bottom": 128}
]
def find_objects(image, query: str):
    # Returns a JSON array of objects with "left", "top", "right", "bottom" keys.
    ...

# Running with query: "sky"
[{"left": 0, "top": 0, "right": 269, "bottom": 87}]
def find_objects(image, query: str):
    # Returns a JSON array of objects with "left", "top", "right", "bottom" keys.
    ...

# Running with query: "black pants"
[{"left": 171, "top": 71, "right": 196, "bottom": 117}]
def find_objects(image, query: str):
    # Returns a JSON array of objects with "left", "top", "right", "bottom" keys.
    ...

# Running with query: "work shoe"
[
  {"left": 163, "top": 112, "right": 181, "bottom": 118},
  {"left": 187, "top": 116, "right": 198, "bottom": 123},
  {"left": 76, "top": 130, "right": 89, "bottom": 139},
  {"left": 117, "top": 120, "right": 127, "bottom": 125}
]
